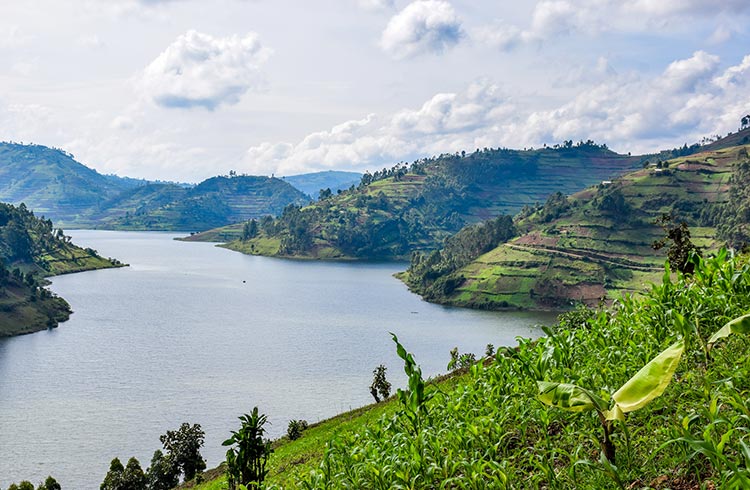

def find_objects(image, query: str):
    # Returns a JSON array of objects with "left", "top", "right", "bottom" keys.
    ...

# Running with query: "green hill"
[
  {"left": 281, "top": 170, "right": 362, "bottom": 198},
  {"left": 0, "top": 201, "right": 123, "bottom": 337},
  {"left": 100, "top": 175, "right": 309, "bottom": 232},
  {"left": 403, "top": 139, "right": 749, "bottom": 310},
  {"left": 0, "top": 142, "right": 139, "bottom": 225},
  {"left": 197, "top": 142, "right": 645, "bottom": 259},
  {"left": 0, "top": 143, "right": 311, "bottom": 232}
]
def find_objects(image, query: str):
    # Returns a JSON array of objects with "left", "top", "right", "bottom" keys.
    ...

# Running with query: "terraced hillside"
[
  {"left": 0, "top": 143, "right": 139, "bottom": 224},
  {"left": 197, "top": 142, "right": 645, "bottom": 259},
  {"left": 404, "top": 143, "right": 746, "bottom": 309}
]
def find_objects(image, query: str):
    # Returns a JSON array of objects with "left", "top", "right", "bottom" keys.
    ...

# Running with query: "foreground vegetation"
[{"left": 183, "top": 248, "right": 750, "bottom": 489}]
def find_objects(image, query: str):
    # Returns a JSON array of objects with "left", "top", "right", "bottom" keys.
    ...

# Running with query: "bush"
[{"left": 287, "top": 419, "right": 309, "bottom": 441}]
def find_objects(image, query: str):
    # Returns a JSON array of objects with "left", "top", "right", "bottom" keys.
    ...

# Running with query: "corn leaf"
[
  {"left": 708, "top": 313, "right": 750, "bottom": 347},
  {"left": 609, "top": 340, "right": 684, "bottom": 417},
  {"left": 537, "top": 381, "right": 603, "bottom": 413}
]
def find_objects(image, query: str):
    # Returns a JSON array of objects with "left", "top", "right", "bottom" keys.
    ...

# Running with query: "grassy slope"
[
  {"left": 190, "top": 145, "right": 643, "bottom": 259},
  {"left": 0, "top": 143, "right": 136, "bottom": 226},
  {"left": 188, "top": 372, "right": 471, "bottom": 490},
  {"left": 425, "top": 144, "right": 743, "bottom": 310}
]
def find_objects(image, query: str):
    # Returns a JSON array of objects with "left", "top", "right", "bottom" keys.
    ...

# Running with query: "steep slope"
[
  {"left": 104, "top": 175, "right": 309, "bottom": 232},
  {"left": 403, "top": 142, "right": 747, "bottom": 309},
  {"left": 281, "top": 170, "right": 362, "bottom": 198},
  {"left": 0, "top": 202, "right": 123, "bottom": 337},
  {"left": 202, "top": 142, "right": 645, "bottom": 259},
  {"left": 0, "top": 142, "right": 140, "bottom": 224}
]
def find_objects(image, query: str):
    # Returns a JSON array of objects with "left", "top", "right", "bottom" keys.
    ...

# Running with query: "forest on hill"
[
  {"left": 205, "top": 141, "right": 645, "bottom": 260},
  {"left": 0, "top": 202, "right": 122, "bottom": 337}
]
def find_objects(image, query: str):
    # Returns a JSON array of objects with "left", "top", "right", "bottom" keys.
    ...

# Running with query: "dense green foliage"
[
  {"left": 253, "top": 250, "right": 750, "bottom": 489},
  {"left": 405, "top": 215, "right": 516, "bottom": 301},
  {"left": 2, "top": 476, "right": 60, "bottom": 490},
  {"left": 100, "top": 423, "right": 206, "bottom": 489},
  {"left": 0, "top": 201, "right": 121, "bottom": 337},
  {"left": 715, "top": 150, "right": 750, "bottom": 249},
  {"left": 213, "top": 142, "right": 642, "bottom": 260}
]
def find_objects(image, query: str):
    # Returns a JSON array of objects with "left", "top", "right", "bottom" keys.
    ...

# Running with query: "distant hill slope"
[
  {"left": 402, "top": 140, "right": 748, "bottom": 310},
  {"left": 0, "top": 142, "right": 312, "bottom": 232},
  {"left": 281, "top": 170, "right": 362, "bottom": 198},
  {"left": 193, "top": 142, "right": 645, "bottom": 259},
  {"left": 0, "top": 143, "right": 140, "bottom": 224},
  {"left": 100, "top": 175, "right": 309, "bottom": 232},
  {"left": 0, "top": 201, "right": 122, "bottom": 337}
]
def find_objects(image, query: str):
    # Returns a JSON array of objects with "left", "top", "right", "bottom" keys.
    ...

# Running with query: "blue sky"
[{"left": 1, "top": 0, "right": 749, "bottom": 182}]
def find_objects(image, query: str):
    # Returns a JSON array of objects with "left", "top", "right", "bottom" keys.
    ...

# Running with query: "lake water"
[{"left": 0, "top": 231, "right": 555, "bottom": 488}]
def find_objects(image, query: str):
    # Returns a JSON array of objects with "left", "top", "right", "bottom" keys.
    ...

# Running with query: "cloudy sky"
[{"left": 1, "top": 0, "right": 749, "bottom": 182}]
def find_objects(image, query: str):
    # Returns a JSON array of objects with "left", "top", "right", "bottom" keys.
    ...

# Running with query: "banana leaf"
[{"left": 708, "top": 313, "right": 750, "bottom": 347}]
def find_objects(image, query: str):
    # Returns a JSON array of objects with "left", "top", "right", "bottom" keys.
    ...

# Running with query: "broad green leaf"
[
  {"left": 610, "top": 340, "right": 683, "bottom": 416},
  {"left": 708, "top": 314, "right": 750, "bottom": 347},
  {"left": 537, "top": 381, "right": 603, "bottom": 413}
]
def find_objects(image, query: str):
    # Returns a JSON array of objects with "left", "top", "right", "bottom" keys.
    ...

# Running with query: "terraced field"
[{"left": 439, "top": 144, "right": 743, "bottom": 309}]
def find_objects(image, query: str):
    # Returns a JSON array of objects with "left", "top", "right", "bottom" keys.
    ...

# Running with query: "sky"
[{"left": 1, "top": 0, "right": 749, "bottom": 183}]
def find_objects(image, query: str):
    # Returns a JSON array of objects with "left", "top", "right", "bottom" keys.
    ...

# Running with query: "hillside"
[
  {"left": 191, "top": 251, "right": 750, "bottom": 489},
  {"left": 0, "top": 143, "right": 312, "bottom": 232},
  {"left": 281, "top": 170, "right": 362, "bottom": 198},
  {"left": 99, "top": 175, "right": 309, "bottom": 232},
  {"left": 0, "top": 143, "right": 140, "bottom": 225},
  {"left": 403, "top": 140, "right": 748, "bottom": 310},
  {"left": 193, "top": 142, "right": 645, "bottom": 259},
  {"left": 0, "top": 202, "right": 123, "bottom": 337}
]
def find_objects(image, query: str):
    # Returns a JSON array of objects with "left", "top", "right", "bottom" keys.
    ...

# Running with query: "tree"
[
  {"left": 652, "top": 214, "right": 701, "bottom": 274},
  {"left": 318, "top": 187, "right": 333, "bottom": 200},
  {"left": 146, "top": 450, "right": 179, "bottom": 490},
  {"left": 286, "top": 419, "right": 308, "bottom": 440},
  {"left": 742, "top": 114, "right": 750, "bottom": 129},
  {"left": 242, "top": 219, "right": 258, "bottom": 241},
  {"left": 39, "top": 476, "right": 61, "bottom": 490},
  {"left": 100, "top": 458, "right": 125, "bottom": 490},
  {"left": 369, "top": 364, "right": 391, "bottom": 403},
  {"left": 159, "top": 423, "right": 206, "bottom": 482},
  {"left": 223, "top": 407, "right": 273, "bottom": 489},
  {"left": 122, "top": 457, "right": 147, "bottom": 490}
]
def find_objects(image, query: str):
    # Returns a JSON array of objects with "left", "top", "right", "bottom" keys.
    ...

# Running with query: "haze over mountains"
[{"left": 0, "top": 142, "right": 361, "bottom": 232}]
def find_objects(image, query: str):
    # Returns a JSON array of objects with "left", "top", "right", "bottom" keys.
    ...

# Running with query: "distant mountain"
[
  {"left": 0, "top": 201, "right": 122, "bottom": 337},
  {"left": 281, "top": 170, "right": 362, "bottom": 198},
  {"left": 402, "top": 129, "right": 750, "bottom": 310},
  {"left": 0, "top": 142, "right": 311, "bottom": 232},
  {"left": 0, "top": 143, "right": 140, "bottom": 224},
  {"left": 195, "top": 142, "right": 646, "bottom": 259},
  {"left": 101, "top": 175, "right": 309, "bottom": 232}
]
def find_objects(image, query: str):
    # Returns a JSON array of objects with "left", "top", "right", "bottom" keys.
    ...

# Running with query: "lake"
[{"left": 0, "top": 231, "right": 556, "bottom": 488}]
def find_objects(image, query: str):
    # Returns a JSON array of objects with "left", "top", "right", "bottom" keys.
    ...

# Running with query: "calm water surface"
[{"left": 0, "top": 231, "right": 555, "bottom": 488}]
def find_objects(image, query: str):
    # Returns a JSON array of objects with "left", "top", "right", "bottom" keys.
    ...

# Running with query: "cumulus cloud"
[
  {"left": 380, "top": 0, "right": 463, "bottom": 59},
  {"left": 479, "top": 0, "right": 750, "bottom": 51},
  {"left": 140, "top": 30, "right": 271, "bottom": 110},
  {"left": 241, "top": 51, "right": 750, "bottom": 175}
]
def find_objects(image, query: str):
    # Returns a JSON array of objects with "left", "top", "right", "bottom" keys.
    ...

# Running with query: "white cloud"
[
  {"left": 140, "top": 30, "right": 271, "bottom": 110},
  {"left": 240, "top": 52, "right": 750, "bottom": 175},
  {"left": 380, "top": 0, "right": 463, "bottom": 59},
  {"left": 110, "top": 115, "right": 135, "bottom": 130}
]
